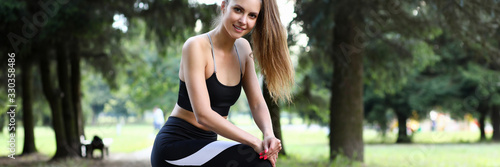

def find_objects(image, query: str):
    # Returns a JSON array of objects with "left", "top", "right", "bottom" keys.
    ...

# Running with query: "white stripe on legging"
[{"left": 165, "top": 141, "right": 239, "bottom": 166}]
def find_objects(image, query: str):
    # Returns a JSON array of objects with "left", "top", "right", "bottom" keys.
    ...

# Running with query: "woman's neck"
[{"left": 209, "top": 26, "right": 237, "bottom": 52}]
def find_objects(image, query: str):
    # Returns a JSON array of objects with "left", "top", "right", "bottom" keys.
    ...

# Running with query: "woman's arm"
[
  {"left": 238, "top": 38, "right": 274, "bottom": 138},
  {"left": 181, "top": 37, "right": 263, "bottom": 152},
  {"left": 238, "top": 39, "right": 281, "bottom": 161},
  {"left": 241, "top": 53, "right": 274, "bottom": 138}
]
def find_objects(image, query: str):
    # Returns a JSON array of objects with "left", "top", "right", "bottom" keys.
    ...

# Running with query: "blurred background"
[{"left": 1, "top": 0, "right": 499, "bottom": 166}]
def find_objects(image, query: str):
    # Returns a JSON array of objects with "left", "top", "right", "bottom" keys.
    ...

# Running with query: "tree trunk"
[
  {"left": 0, "top": 112, "right": 5, "bottom": 133},
  {"left": 491, "top": 105, "right": 500, "bottom": 142},
  {"left": 330, "top": 0, "right": 365, "bottom": 161},
  {"left": 39, "top": 51, "right": 74, "bottom": 160},
  {"left": 478, "top": 111, "right": 487, "bottom": 141},
  {"left": 21, "top": 58, "right": 37, "bottom": 155},
  {"left": 70, "top": 40, "right": 85, "bottom": 155},
  {"left": 478, "top": 102, "right": 488, "bottom": 141},
  {"left": 263, "top": 79, "right": 286, "bottom": 156},
  {"left": 56, "top": 44, "right": 80, "bottom": 156},
  {"left": 395, "top": 111, "right": 411, "bottom": 143}
]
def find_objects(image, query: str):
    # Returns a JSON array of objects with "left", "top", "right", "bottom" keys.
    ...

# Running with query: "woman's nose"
[{"left": 238, "top": 15, "right": 247, "bottom": 25}]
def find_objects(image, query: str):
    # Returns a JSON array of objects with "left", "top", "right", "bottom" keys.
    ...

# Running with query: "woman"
[{"left": 150, "top": 0, "right": 293, "bottom": 166}]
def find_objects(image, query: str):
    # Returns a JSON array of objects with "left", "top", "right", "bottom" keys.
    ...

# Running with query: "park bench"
[{"left": 80, "top": 135, "right": 113, "bottom": 159}]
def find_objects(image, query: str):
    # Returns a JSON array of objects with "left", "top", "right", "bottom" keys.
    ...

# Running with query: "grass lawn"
[
  {"left": 365, "top": 143, "right": 500, "bottom": 167},
  {"left": 0, "top": 123, "right": 156, "bottom": 156},
  {"left": 1, "top": 116, "right": 499, "bottom": 166}
]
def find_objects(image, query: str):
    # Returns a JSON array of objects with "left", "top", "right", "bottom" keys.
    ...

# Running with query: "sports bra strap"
[
  {"left": 207, "top": 33, "right": 216, "bottom": 72},
  {"left": 207, "top": 33, "right": 242, "bottom": 75},
  {"left": 234, "top": 45, "right": 242, "bottom": 75}
]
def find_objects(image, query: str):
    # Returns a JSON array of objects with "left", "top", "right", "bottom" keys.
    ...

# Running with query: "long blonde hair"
[
  {"left": 215, "top": 0, "right": 294, "bottom": 102},
  {"left": 251, "top": 0, "right": 294, "bottom": 102}
]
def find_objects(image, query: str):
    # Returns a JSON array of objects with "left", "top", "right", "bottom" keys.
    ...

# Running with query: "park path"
[
  {"left": 0, "top": 147, "right": 153, "bottom": 167},
  {"left": 103, "top": 146, "right": 152, "bottom": 167}
]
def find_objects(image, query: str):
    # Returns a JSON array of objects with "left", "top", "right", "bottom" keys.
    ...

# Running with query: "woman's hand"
[
  {"left": 259, "top": 136, "right": 281, "bottom": 167},
  {"left": 251, "top": 139, "right": 264, "bottom": 154},
  {"left": 267, "top": 153, "right": 278, "bottom": 167},
  {"left": 262, "top": 136, "right": 281, "bottom": 156}
]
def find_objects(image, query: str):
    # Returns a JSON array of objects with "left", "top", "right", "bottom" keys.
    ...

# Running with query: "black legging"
[{"left": 151, "top": 117, "right": 272, "bottom": 167}]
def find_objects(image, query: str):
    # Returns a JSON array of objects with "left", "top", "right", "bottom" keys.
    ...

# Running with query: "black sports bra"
[{"left": 177, "top": 34, "right": 242, "bottom": 116}]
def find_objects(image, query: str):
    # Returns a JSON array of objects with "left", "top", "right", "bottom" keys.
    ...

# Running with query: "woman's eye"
[
  {"left": 250, "top": 14, "right": 257, "bottom": 19},
  {"left": 234, "top": 8, "right": 242, "bottom": 13}
]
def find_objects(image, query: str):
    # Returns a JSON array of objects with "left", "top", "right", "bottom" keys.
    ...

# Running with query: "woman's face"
[{"left": 221, "top": 0, "right": 261, "bottom": 39}]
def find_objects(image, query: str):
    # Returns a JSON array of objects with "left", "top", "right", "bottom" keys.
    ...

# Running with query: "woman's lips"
[{"left": 233, "top": 24, "right": 245, "bottom": 33}]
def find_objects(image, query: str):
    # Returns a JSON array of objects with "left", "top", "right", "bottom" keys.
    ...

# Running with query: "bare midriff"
[{"left": 169, "top": 104, "right": 228, "bottom": 132}]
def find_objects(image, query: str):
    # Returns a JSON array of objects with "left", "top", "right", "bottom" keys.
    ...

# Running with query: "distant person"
[
  {"left": 150, "top": 0, "right": 292, "bottom": 166},
  {"left": 153, "top": 106, "right": 165, "bottom": 131},
  {"left": 430, "top": 110, "right": 437, "bottom": 131}
]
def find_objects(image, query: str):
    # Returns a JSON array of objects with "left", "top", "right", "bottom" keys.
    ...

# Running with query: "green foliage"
[
  {"left": 423, "top": 31, "right": 500, "bottom": 118},
  {"left": 103, "top": 1, "right": 218, "bottom": 115},
  {"left": 364, "top": 37, "right": 440, "bottom": 96},
  {"left": 0, "top": 0, "right": 220, "bottom": 128},
  {"left": 2, "top": 0, "right": 500, "bottom": 162},
  {"left": 82, "top": 70, "right": 112, "bottom": 106},
  {"left": 135, "top": 0, "right": 217, "bottom": 55},
  {"left": 0, "top": 0, "right": 25, "bottom": 23},
  {"left": 290, "top": 2, "right": 339, "bottom": 123},
  {"left": 293, "top": 0, "right": 443, "bottom": 127},
  {"left": 291, "top": 74, "right": 330, "bottom": 126},
  {"left": 460, "top": 63, "right": 500, "bottom": 100},
  {"left": 105, "top": 18, "right": 183, "bottom": 115}
]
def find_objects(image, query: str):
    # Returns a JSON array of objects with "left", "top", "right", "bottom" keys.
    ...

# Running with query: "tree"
[
  {"left": 429, "top": 0, "right": 500, "bottom": 141},
  {"left": 417, "top": 29, "right": 500, "bottom": 142},
  {"left": 364, "top": 88, "right": 392, "bottom": 138},
  {"left": 363, "top": 34, "right": 441, "bottom": 143},
  {"left": 459, "top": 62, "right": 500, "bottom": 141},
  {"left": 3, "top": 0, "right": 217, "bottom": 159},
  {"left": 263, "top": 78, "right": 287, "bottom": 155},
  {"left": 294, "top": 0, "right": 432, "bottom": 160},
  {"left": 329, "top": 0, "right": 365, "bottom": 159},
  {"left": 70, "top": 40, "right": 84, "bottom": 141},
  {"left": 492, "top": 105, "right": 500, "bottom": 141},
  {"left": 39, "top": 49, "right": 75, "bottom": 158},
  {"left": 21, "top": 54, "right": 36, "bottom": 154},
  {"left": 294, "top": 0, "right": 366, "bottom": 161},
  {"left": 1, "top": 0, "right": 134, "bottom": 159},
  {"left": 0, "top": 0, "right": 39, "bottom": 156},
  {"left": 295, "top": 0, "right": 500, "bottom": 149}
]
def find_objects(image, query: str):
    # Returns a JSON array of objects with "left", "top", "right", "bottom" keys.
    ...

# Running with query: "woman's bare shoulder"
[
  {"left": 235, "top": 38, "right": 255, "bottom": 77},
  {"left": 183, "top": 34, "right": 210, "bottom": 53},
  {"left": 179, "top": 34, "right": 211, "bottom": 80},
  {"left": 235, "top": 38, "right": 253, "bottom": 58}
]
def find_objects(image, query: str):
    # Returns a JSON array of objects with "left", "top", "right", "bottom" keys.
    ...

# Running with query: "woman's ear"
[{"left": 221, "top": 0, "right": 227, "bottom": 14}]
